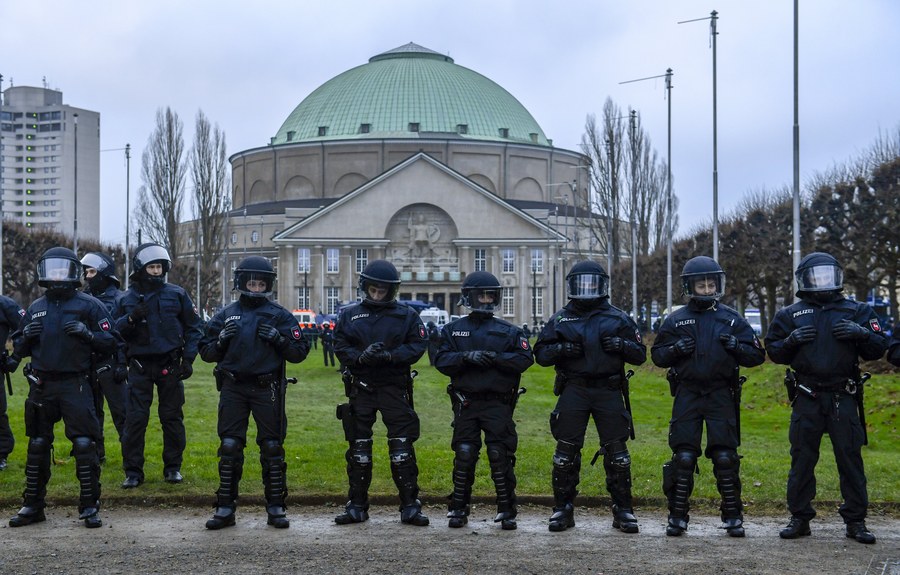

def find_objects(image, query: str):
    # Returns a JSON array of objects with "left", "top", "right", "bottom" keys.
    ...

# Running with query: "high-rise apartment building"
[{"left": 0, "top": 84, "right": 100, "bottom": 239}]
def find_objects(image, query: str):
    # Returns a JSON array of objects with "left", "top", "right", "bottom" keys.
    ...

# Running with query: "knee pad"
[
  {"left": 349, "top": 439, "right": 373, "bottom": 466},
  {"left": 603, "top": 441, "right": 631, "bottom": 470},
  {"left": 553, "top": 440, "right": 580, "bottom": 470},
  {"left": 454, "top": 442, "right": 479, "bottom": 465},
  {"left": 388, "top": 437, "right": 414, "bottom": 466},
  {"left": 71, "top": 436, "right": 95, "bottom": 457},
  {"left": 711, "top": 449, "right": 739, "bottom": 472},
  {"left": 673, "top": 450, "right": 698, "bottom": 471},
  {"left": 261, "top": 439, "right": 284, "bottom": 459},
  {"left": 486, "top": 445, "right": 508, "bottom": 466},
  {"left": 219, "top": 437, "right": 244, "bottom": 458},
  {"left": 27, "top": 436, "right": 50, "bottom": 456}
]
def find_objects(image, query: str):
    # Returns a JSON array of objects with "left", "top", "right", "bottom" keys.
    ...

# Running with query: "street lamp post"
[
  {"left": 531, "top": 262, "right": 537, "bottom": 329},
  {"left": 73, "top": 113, "right": 79, "bottom": 254}
]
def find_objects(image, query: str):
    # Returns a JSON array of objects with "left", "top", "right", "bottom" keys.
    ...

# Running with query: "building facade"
[
  {"left": 0, "top": 84, "right": 100, "bottom": 240},
  {"left": 220, "top": 43, "right": 602, "bottom": 327}
]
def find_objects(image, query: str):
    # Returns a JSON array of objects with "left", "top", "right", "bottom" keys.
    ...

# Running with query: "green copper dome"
[{"left": 272, "top": 43, "right": 550, "bottom": 146}]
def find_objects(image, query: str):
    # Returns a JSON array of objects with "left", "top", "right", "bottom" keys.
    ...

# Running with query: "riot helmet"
[
  {"left": 38, "top": 247, "right": 82, "bottom": 296},
  {"left": 459, "top": 271, "right": 502, "bottom": 314},
  {"left": 130, "top": 243, "right": 171, "bottom": 287},
  {"left": 233, "top": 256, "right": 275, "bottom": 302},
  {"left": 81, "top": 252, "right": 120, "bottom": 292},
  {"left": 566, "top": 260, "right": 609, "bottom": 300},
  {"left": 357, "top": 260, "right": 400, "bottom": 307},
  {"left": 795, "top": 252, "right": 843, "bottom": 297},
  {"left": 681, "top": 256, "right": 725, "bottom": 303}
]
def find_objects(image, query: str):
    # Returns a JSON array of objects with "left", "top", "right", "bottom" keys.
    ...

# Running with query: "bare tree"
[
  {"left": 136, "top": 107, "right": 187, "bottom": 283},
  {"left": 187, "top": 110, "right": 230, "bottom": 314}
]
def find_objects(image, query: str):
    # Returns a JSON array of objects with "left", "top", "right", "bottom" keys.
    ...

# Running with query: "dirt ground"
[{"left": 1, "top": 503, "right": 898, "bottom": 575}]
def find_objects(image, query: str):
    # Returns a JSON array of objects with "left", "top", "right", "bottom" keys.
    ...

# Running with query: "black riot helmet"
[
  {"left": 566, "top": 260, "right": 609, "bottom": 300},
  {"left": 233, "top": 256, "right": 276, "bottom": 302},
  {"left": 795, "top": 252, "right": 843, "bottom": 297},
  {"left": 38, "top": 247, "right": 82, "bottom": 295},
  {"left": 357, "top": 260, "right": 400, "bottom": 307},
  {"left": 681, "top": 256, "right": 726, "bottom": 303},
  {"left": 459, "top": 271, "right": 502, "bottom": 314},
  {"left": 81, "top": 252, "right": 120, "bottom": 292},
  {"left": 130, "top": 243, "right": 171, "bottom": 287}
]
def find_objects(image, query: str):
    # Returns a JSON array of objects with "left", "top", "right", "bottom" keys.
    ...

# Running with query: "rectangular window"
[
  {"left": 297, "top": 287, "right": 310, "bottom": 309},
  {"left": 326, "top": 248, "right": 339, "bottom": 273},
  {"left": 408, "top": 122, "right": 420, "bottom": 132},
  {"left": 326, "top": 287, "right": 341, "bottom": 314},
  {"left": 502, "top": 249, "right": 515, "bottom": 273},
  {"left": 499, "top": 127, "right": 509, "bottom": 138},
  {"left": 474, "top": 249, "right": 486, "bottom": 272},
  {"left": 359, "top": 123, "right": 370, "bottom": 134},
  {"left": 530, "top": 249, "right": 544, "bottom": 273},
  {"left": 534, "top": 287, "right": 544, "bottom": 319},
  {"left": 297, "top": 248, "right": 310, "bottom": 273},
  {"left": 502, "top": 288, "right": 514, "bottom": 316},
  {"left": 355, "top": 249, "right": 368, "bottom": 273}
]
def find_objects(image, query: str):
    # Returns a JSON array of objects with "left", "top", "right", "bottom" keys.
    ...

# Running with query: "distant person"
[
  {"left": 332, "top": 260, "right": 429, "bottom": 526},
  {"left": 426, "top": 321, "right": 440, "bottom": 365},
  {"left": 435, "top": 272, "right": 533, "bottom": 530},
  {"left": 321, "top": 323, "right": 336, "bottom": 367},
  {"left": 115, "top": 243, "right": 203, "bottom": 488},
  {"left": 8, "top": 248, "right": 118, "bottom": 528},
  {"left": 651, "top": 256, "right": 765, "bottom": 537},
  {"left": 765, "top": 252, "right": 887, "bottom": 544},
  {"left": 533, "top": 261, "right": 646, "bottom": 533},
  {"left": 522, "top": 323, "right": 532, "bottom": 340},
  {"left": 199, "top": 256, "right": 310, "bottom": 529}
]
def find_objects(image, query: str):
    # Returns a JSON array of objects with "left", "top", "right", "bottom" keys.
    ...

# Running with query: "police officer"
[
  {"left": 888, "top": 320, "right": 900, "bottom": 367},
  {"left": 115, "top": 243, "right": 203, "bottom": 488},
  {"left": 321, "top": 323, "right": 336, "bottom": 367},
  {"left": 434, "top": 272, "right": 533, "bottom": 530},
  {"left": 332, "top": 259, "right": 429, "bottom": 526},
  {"left": 81, "top": 251, "right": 128, "bottom": 463},
  {"left": 200, "top": 256, "right": 310, "bottom": 530},
  {"left": 651, "top": 256, "right": 765, "bottom": 537},
  {"left": 426, "top": 321, "right": 440, "bottom": 366},
  {"left": 0, "top": 293, "right": 24, "bottom": 471},
  {"left": 766, "top": 252, "right": 887, "bottom": 544},
  {"left": 534, "top": 260, "right": 646, "bottom": 533},
  {"left": 7, "top": 247, "right": 118, "bottom": 528}
]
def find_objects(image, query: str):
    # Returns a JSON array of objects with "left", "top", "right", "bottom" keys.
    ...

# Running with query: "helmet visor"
[
  {"left": 797, "top": 264, "right": 842, "bottom": 292},
  {"left": 80, "top": 253, "right": 109, "bottom": 273},
  {"left": 236, "top": 271, "right": 273, "bottom": 296},
  {"left": 567, "top": 273, "right": 608, "bottom": 299},
  {"left": 359, "top": 279, "right": 399, "bottom": 304},
  {"left": 683, "top": 272, "right": 725, "bottom": 300},
  {"left": 38, "top": 257, "right": 81, "bottom": 283},
  {"left": 464, "top": 287, "right": 501, "bottom": 311},
  {"left": 135, "top": 245, "right": 171, "bottom": 268}
]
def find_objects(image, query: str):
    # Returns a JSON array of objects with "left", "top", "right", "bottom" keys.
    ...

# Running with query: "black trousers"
[{"left": 121, "top": 363, "right": 185, "bottom": 479}]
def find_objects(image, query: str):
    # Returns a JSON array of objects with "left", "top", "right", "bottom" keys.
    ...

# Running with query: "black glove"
[
  {"left": 601, "top": 336, "right": 624, "bottom": 353},
  {"left": 257, "top": 324, "right": 286, "bottom": 348},
  {"left": 129, "top": 302, "right": 149, "bottom": 323},
  {"left": 832, "top": 319, "right": 869, "bottom": 341},
  {"left": 558, "top": 342, "right": 584, "bottom": 357},
  {"left": 23, "top": 321, "right": 43, "bottom": 341},
  {"left": 179, "top": 360, "right": 194, "bottom": 380},
  {"left": 64, "top": 320, "right": 94, "bottom": 342},
  {"left": 358, "top": 342, "right": 385, "bottom": 366},
  {"left": 719, "top": 333, "right": 739, "bottom": 352},
  {"left": 217, "top": 321, "right": 239, "bottom": 347},
  {"left": 784, "top": 325, "right": 817, "bottom": 348},
  {"left": 673, "top": 337, "right": 696, "bottom": 357},
  {"left": 113, "top": 364, "right": 128, "bottom": 384},
  {"left": 463, "top": 350, "right": 495, "bottom": 367},
  {"left": 4, "top": 354, "right": 20, "bottom": 374}
]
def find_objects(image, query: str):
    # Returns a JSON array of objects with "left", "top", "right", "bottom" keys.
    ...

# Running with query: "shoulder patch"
[
  {"left": 869, "top": 318, "right": 882, "bottom": 333},
  {"left": 99, "top": 319, "right": 111, "bottom": 332},
  {"left": 520, "top": 336, "right": 530, "bottom": 350},
  {"left": 419, "top": 325, "right": 427, "bottom": 339},
  {"left": 635, "top": 328, "right": 642, "bottom": 344},
  {"left": 18, "top": 309, "right": 26, "bottom": 317},
  {"left": 291, "top": 326, "right": 302, "bottom": 340}
]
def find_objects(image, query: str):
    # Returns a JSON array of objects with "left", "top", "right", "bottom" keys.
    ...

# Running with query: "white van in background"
[
  {"left": 744, "top": 309, "right": 763, "bottom": 335},
  {"left": 420, "top": 307, "right": 450, "bottom": 327}
]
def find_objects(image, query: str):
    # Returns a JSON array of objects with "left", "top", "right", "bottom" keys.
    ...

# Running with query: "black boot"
[
  {"left": 262, "top": 441, "right": 290, "bottom": 529},
  {"left": 11, "top": 437, "right": 50, "bottom": 527},
  {"left": 9, "top": 505, "right": 46, "bottom": 527},
  {"left": 666, "top": 516, "right": 688, "bottom": 536},
  {"left": 604, "top": 442, "right": 638, "bottom": 534},
  {"left": 447, "top": 507, "right": 468, "bottom": 528},
  {"left": 390, "top": 438, "right": 429, "bottom": 526},
  {"left": 846, "top": 522, "right": 875, "bottom": 544},
  {"left": 488, "top": 447, "right": 517, "bottom": 531},
  {"left": 663, "top": 452, "right": 696, "bottom": 537},
  {"left": 447, "top": 443, "right": 477, "bottom": 529},
  {"left": 779, "top": 516, "right": 811, "bottom": 539},
  {"left": 336, "top": 439, "right": 371, "bottom": 525},
  {"left": 712, "top": 450, "right": 744, "bottom": 538},
  {"left": 549, "top": 441, "right": 580, "bottom": 532},
  {"left": 73, "top": 438, "right": 102, "bottom": 529},
  {"left": 206, "top": 438, "right": 242, "bottom": 530},
  {"left": 206, "top": 506, "right": 236, "bottom": 530},
  {"left": 548, "top": 503, "right": 575, "bottom": 532}
]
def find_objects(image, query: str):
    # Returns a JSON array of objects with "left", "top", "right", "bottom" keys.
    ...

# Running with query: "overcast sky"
[{"left": 3, "top": 0, "right": 898, "bottom": 246}]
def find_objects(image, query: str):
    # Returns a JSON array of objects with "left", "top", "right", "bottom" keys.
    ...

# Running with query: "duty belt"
[
  {"left": 564, "top": 374, "right": 622, "bottom": 389},
  {"left": 33, "top": 370, "right": 88, "bottom": 382},
  {"left": 794, "top": 375, "right": 849, "bottom": 392},
  {"left": 458, "top": 390, "right": 510, "bottom": 402},
  {"left": 222, "top": 369, "right": 279, "bottom": 387}
]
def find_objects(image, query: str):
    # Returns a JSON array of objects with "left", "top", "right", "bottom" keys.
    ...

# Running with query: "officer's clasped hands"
[
  {"left": 557, "top": 341, "right": 584, "bottom": 358},
  {"left": 129, "top": 302, "right": 149, "bottom": 323},
  {"left": 23, "top": 320, "right": 43, "bottom": 341},
  {"left": 719, "top": 333, "right": 739, "bottom": 351},
  {"left": 217, "top": 321, "right": 239, "bottom": 348},
  {"left": 672, "top": 337, "right": 696, "bottom": 356},
  {"left": 601, "top": 336, "right": 624, "bottom": 353},
  {"left": 832, "top": 319, "right": 869, "bottom": 341},
  {"left": 358, "top": 342, "right": 391, "bottom": 366},
  {"left": 463, "top": 350, "right": 496, "bottom": 367},
  {"left": 784, "top": 325, "right": 817, "bottom": 348},
  {"left": 64, "top": 320, "right": 94, "bottom": 342}
]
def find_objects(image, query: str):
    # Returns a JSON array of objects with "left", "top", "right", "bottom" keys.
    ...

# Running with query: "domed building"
[{"left": 224, "top": 43, "right": 595, "bottom": 326}]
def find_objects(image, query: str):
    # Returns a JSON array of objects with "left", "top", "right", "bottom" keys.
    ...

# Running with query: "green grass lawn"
[{"left": 1, "top": 352, "right": 897, "bottom": 514}]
